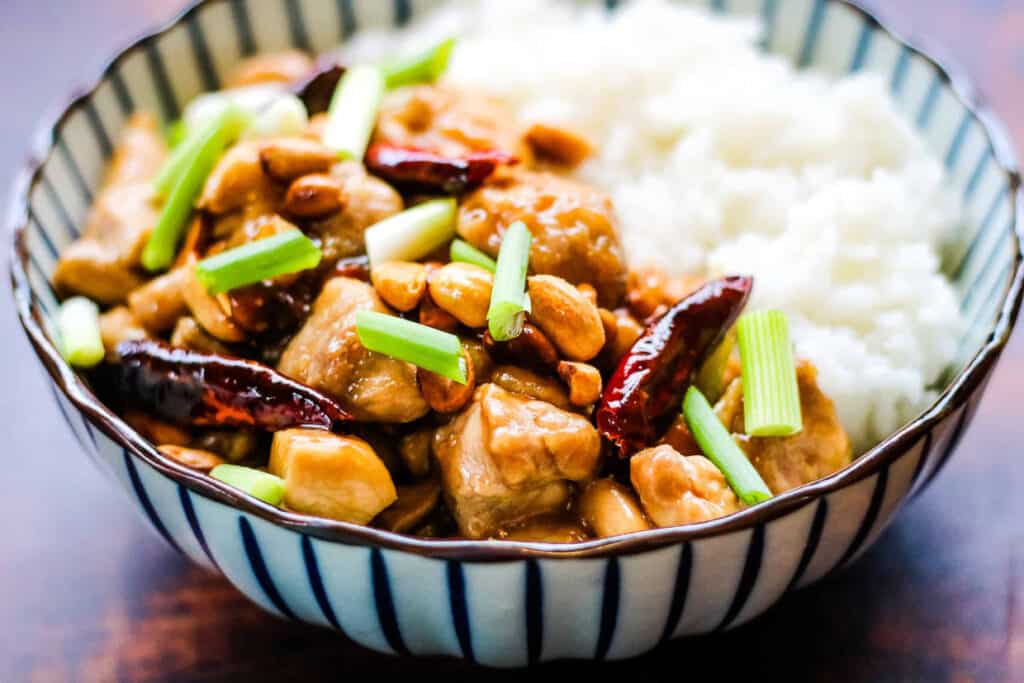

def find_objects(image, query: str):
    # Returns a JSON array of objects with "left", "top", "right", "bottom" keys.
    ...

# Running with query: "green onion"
[
  {"left": 143, "top": 106, "right": 250, "bottom": 272},
  {"left": 381, "top": 37, "right": 456, "bottom": 90},
  {"left": 695, "top": 326, "right": 736, "bottom": 404},
  {"left": 364, "top": 198, "right": 457, "bottom": 265},
  {"left": 165, "top": 119, "right": 188, "bottom": 149},
  {"left": 57, "top": 296, "right": 104, "bottom": 368},
  {"left": 322, "top": 65, "right": 384, "bottom": 160},
  {"left": 737, "top": 310, "right": 802, "bottom": 437},
  {"left": 683, "top": 386, "right": 772, "bottom": 506},
  {"left": 450, "top": 239, "right": 497, "bottom": 273},
  {"left": 210, "top": 464, "right": 285, "bottom": 506},
  {"left": 486, "top": 221, "right": 532, "bottom": 341},
  {"left": 355, "top": 310, "right": 466, "bottom": 384},
  {"left": 153, "top": 105, "right": 249, "bottom": 198},
  {"left": 195, "top": 228, "right": 322, "bottom": 295}
]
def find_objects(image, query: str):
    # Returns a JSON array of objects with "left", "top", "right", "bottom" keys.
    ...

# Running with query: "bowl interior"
[{"left": 9, "top": 0, "right": 1023, "bottom": 556}]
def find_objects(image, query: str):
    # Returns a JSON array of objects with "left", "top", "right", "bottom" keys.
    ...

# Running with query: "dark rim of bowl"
[{"left": 8, "top": 0, "right": 1024, "bottom": 561}]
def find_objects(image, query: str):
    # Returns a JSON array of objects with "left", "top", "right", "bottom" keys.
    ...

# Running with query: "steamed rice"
[{"left": 346, "top": 0, "right": 964, "bottom": 452}]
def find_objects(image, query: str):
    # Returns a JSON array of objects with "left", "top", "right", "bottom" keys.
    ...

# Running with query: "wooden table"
[{"left": 1, "top": 1, "right": 1021, "bottom": 679}]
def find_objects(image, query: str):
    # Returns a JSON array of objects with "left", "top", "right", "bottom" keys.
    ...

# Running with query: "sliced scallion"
[
  {"left": 322, "top": 65, "right": 384, "bottom": 160},
  {"left": 57, "top": 296, "right": 104, "bottom": 368},
  {"left": 355, "top": 310, "right": 466, "bottom": 384},
  {"left": 210, "top": 464, "right": 285, "bottom": 506},
  {"left": 736, "top": 310, "right": 802, "bottom": 437},
  {"left": 381, "top": 37, "right": 456, "bottom": 90},
  {"left": 165, "top": 119, "right": 188, "bottom": 149},
  {"left": 450, "top": 238, "right": 496, "bottom": 273},
  {"left": 143, "top": 106, "right": 250, "bottom": 272},
  {"left": 683, "top": 386, "right": 772, "bottom": 505},
  {"left": 153, "top": 104, "right": 249, "bottom": 198},
  {"left": 364, "top": 198, "right": 457, "bottom": 266},
  {"left": 486, "top": 221, "right": 532, "bottom": 341},
  {"left": 195, "top": 228, "right": 322, "bottom": 294}
]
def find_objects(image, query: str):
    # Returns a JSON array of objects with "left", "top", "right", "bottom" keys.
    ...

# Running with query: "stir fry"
[{"left": 51, "top": 43, "right": 852, "bottom": 542}]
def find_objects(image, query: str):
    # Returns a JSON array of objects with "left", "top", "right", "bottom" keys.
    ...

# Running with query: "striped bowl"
[{"left": 9, "top": 0, "right": 1023, "bottom": 666}]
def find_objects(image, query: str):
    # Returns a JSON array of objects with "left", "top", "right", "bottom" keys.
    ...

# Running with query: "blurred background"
[{"left": 1, "top": 0, "right": 1021, "bottom": 680}]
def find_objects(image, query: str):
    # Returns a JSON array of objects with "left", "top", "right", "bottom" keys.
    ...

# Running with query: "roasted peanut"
[
  {"left": 182, "top": 267, "right": 246, "bottom": 342},
  {"left": 283, "top": 173, "right": 345, "bottom": 217},
  {"left": 579, "top": 479, "right": 652, "bottom": 538},
  {"left": 123, "top": 410, "right": 190, "bottom": 447},
  {"left": 127, "top": 267, "right": 190, "bottom": 333},
  {"left": 577, "top": 283, "right": 598, "bottom": 306},
  {"left": 399, "top": 429, "right": 434, "bottom": 478},
  {"left": 462, "top": 337, "right": 494, "bottom": 383},
  {"left": 485, "top": 322, "right": 560, "bottom": 368},
  {"left": 418, "top": 346, "right": 476, "bottom": 413},
  {"left": 604, "top": 307, "right": 644, "bottom": 362},
  {"left": 527, "top": 274, "right": 605, "bottom": 361},
  {"left": 270, "top": 429, "right": 397, "bottom": 524},
  {"left": 193, "top": 429, "right": 259, "bottom": 463},
  {"left": 502, "top": 515, "right": 590, "bottom": 543},
  {"left": 370, "top": 262, "right": 428, "bottom": 312},
  {"left": 427, "top": 263, "right": 493, "bottom": 328},
  {"left": 525, "top": 122, "right": 594, "bottom": 167},
  {"left": 157, "top": 445, "right": 225, "bottom": 473},
  {"left": 490, "top": 365, "right": 570, "bottom": 409},
  {"left": 627, "top": 266, "right": 706, "bottom": 320},
  {"left": 303, "top": 113, "right": 328, "bottom": 140},
  {"left": 556, "top": 361, "right": 603, "bottom": 406},
  {"left": 170, "top": 316, "right": 232, "bottom": 355},
  {"left": 259, "top": 137, "right": 337, "bottom": 181},
  {"left": 374, "top": 479, "right": 442, "bottom": 533},
  {"left": 227, "top": 50, "right": 314, "bottom": 87},
  {"left": 198, "top": 141, "right": 269, "bottom": 214},
  {"left": 98, "top": 306, "right": 150, "bottom": 359},
  {"left": 419, "top": 292, "right": 460, "bottom": 332}
]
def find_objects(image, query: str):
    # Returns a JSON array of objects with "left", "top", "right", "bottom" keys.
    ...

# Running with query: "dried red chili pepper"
[
  {"left": 290, "top": 59, "right": 345, "bottom": 114},
  {"left": 596, "top": 275, "right": 753, "bottom": 456},
  {"left": 105, "top": 340, "right": 350, "bottom": 431},
  {"left": 365, "top": 144, "right": 517, "bottom": 194}
]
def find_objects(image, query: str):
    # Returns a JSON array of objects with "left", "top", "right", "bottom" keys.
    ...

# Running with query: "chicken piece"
[
  {"left": 433, "top": 383, "right": 602, "bottom": 538},
  {"left": 307, "top": 162, "right": 404, "bottom": 263},
  {"left": 269, "top": 429, "right": 397, "bottom": 524},
  {"left": 226, "top": 50, "right": 314, "bottom": 88},
  {"left": 52, "top": 115, "right": 167, "bottom": 304},
  {"left": 458, "top": 169, "right": 627, "bottom": 307},
  {"left": 98, "top": 306, "right": 150, "bottom": 359},
  {"left": 718, "top": 361, "right": 852, "bottom": 494},
  {"left": 490, "top": 365, "right": 569, "bottom": 410},
  {"left": 631, "top": 445, "right": 741, "bottom": 527},
  {"left": 277, "top": 277, "right": 429, "bottom": 423},
  {"left": 375, "top": 84, "right": 529, "bottom": 160},
  {"left": 127, "top": 267, "right": 189, "bottom": 334}
]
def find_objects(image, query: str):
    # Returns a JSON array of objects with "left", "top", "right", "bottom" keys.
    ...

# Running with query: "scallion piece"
[
  {"left": 322, "top": 65, "right": 384, "bottom": 160},
  {"left": 736, "top": 310, "right": 802, "bottom": 437},
  {"left": 695, "top": 326, "right": 736, "bottom": 404},
  {"left": 195, "top": 228, "right": 322, "bottom": 294},
  {"left": 143, "top": 106, "right": 250, "bottom": 272},
  {"left": 450, "top": 238, "right": 496, "bottom": 273},
  {"left": 486, "top": 221, "right": 532, "bottom": 341},
  {"left": 364, "top": 198, "right": 457, "bottom": 265},
  {"left": 355, "top": 310, "right": 466, "bottom": 384},
  {"left": 381, "top": 37, "right": 456, "bottom": 90},
  {"left": 210, "top": 464, "right": 285, "bottom": 506},
  {"left": 683, "top": 386, "right": 772, "bottom": 505},
  {"left": 165, "top": 119, "right": 188, "bottom": 149},
  {"left": 57, "top": 296, "right": 104, "bottom": 368},
  {"left": 153, "top": 104, "right": 249, "bottom": 198}
]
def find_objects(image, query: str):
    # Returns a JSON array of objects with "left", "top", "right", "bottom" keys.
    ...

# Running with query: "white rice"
[{"left": 346, "top": 0, "right": 964, "bottom": 451}]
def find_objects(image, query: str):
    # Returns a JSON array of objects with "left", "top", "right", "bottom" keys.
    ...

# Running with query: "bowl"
[{"left": 9, "top": 0, "right": 1023, "bottom": 666}]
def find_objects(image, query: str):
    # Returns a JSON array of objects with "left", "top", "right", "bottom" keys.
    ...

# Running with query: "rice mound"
[{"left": 346, "top": 0, "right": 964, "bottom": 452}]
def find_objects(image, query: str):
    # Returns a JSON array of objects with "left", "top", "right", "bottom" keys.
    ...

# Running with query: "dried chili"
[{"left": 365, "top": 143, "right": 516, "bottom": 194}]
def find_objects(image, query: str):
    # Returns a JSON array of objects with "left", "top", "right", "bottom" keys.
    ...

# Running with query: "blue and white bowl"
[{"left": 9, "top": 0, "right": 1023, "bottom": 666}]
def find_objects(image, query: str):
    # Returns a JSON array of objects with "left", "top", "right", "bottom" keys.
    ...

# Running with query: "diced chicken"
[
  {"left": 277, "top": 277, "right": 429, "bottom": 422},
  {"left": 432, "top": 383, "right": 602, "bottom": 538},
  {"left": 98, "top": 306, "right": 150, "bottom": 359},
  {"left": 458, "top": 169, "right": 627, "bottom": 307},
  {"left": 269, "top": 429, "right": 397, "bottom": 524},
  {"left": 718, "top": 360, "right": 853, "bottom": 494},
  {"left": 307, "top": 162, "right": 404, "bottom": 263},
  {"left": 127, "top": 267, "right": 189, "bottom": 333},
  {"left": 226, "top": 50, "right": 314, "bottom": 88},
  {"left": 630, "top": 445, "right": 740, "bottom": 527},
  {"left": 52, "top": 115, "right": 167, "bottom": 304},
  {"left": 375, "top": 84, "right": 530, "bottom": 160}
]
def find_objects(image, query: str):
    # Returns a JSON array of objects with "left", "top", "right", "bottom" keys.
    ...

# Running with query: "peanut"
[
  {"left": 283, "top": 173, "right": 345, "bottom": 217},
  {"left": 259, "top": 137, "right": 337, "bottom": 181},
  {"left": 428, "top": 262, "right": 493, "bottom": 328},
  {"left": 556, "top": 361, "right": 603, "bottom": 407},
  {"left": 527, "top": 274, "right": 605, "bottom": 361},
  {"left": 370, "top": 261, "right": 428, "bottom": 312}
]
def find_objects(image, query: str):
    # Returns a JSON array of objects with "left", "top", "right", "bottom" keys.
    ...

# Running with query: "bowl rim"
[{"left": 8, "top": 0, "right": 1023, "bottom": 561}]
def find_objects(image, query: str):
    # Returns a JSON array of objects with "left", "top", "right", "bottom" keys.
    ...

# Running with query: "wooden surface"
[{"left": 1, "top": 1, "right": 1021, "bottom": 680}]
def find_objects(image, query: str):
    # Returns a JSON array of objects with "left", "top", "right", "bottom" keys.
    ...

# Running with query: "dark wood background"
[{"left": 1, "top": 1, "right": 1021, "bottom": 680}]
